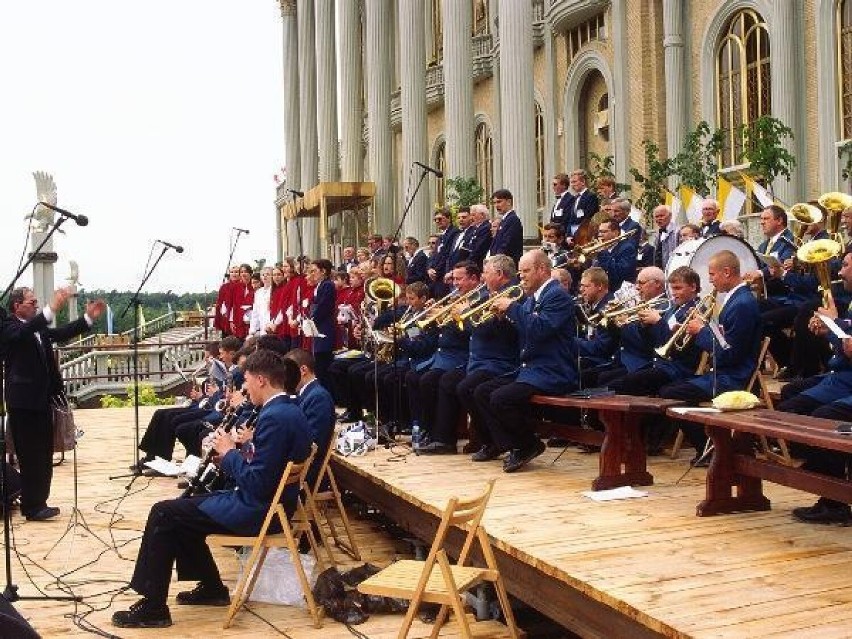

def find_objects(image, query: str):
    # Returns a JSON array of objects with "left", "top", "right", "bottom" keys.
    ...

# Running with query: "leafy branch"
[
  {"left": 738, "top": 115, "right": 796, "bottom": 186},
  {"left": 629, "top": 140, "right": 675, "bottom": 220}
]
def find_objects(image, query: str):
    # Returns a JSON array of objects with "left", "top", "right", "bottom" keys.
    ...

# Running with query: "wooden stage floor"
[
  {"left": 3, "top": 407, "right": 512, "bottom": 638},
  {"left": 333, "top": 435, "right": 852, "bottom": 639}
]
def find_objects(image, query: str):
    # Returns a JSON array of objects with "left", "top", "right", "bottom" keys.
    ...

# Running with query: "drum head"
[
  {"left": 689, "top": 235, "right": 759, "bottom": 295},
  {"left": 665, "top": 238, "right": 703, "bottom": 294}
]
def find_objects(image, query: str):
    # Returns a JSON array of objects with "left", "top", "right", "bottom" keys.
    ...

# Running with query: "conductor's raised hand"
[
  {"left": 85, "top": 299, "right": 107, "bottom": 320},
  {"left": 49, "top": 287, "right": 72, "bottom": 312}
]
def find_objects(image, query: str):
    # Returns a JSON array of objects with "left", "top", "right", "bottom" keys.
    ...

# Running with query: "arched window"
[
  {"left": 716, "top": 8, "right": 771, "bottom": 167},
  {"left": 430, "top": 0, "right": 443, "bottom": 64},
  {"left": 840, "top": 0, "right": 852, "bottom": 140},
  {"left": 475, "top": 121, "right": 494, "bottom": 207},
  {"left": 435, "top": 140, "right": 446, "bottom": 206},
  {"left": 534, "top": 102, "right": 546, "bottom": 209},
  {"left": 473, "top": 0, "right": 489, "bottom": 35}
]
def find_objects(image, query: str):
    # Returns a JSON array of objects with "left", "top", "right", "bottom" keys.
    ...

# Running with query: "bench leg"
[
  {"left": 591, "top": 410, "right": 653, "bottom": 491},
  {"left": 697, "top": 426, "right": 771, "bottom": 516}
]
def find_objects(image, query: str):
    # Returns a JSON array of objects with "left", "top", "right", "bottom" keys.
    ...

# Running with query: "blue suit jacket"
[
  {"left": 688, "top": 285, "right": 762, "bottom": 395},
  {"left": 428, "top": 226, "right": 460, "bottom": 279},
  {"left": 459, "top": 221, "right": 492, "bottom": 267},
  {"left": 424, "top": 321, "right": 470, "bottom": 371},
  {"left": 649, "top": 300, "right": 702, "bottom": 379},
  {"left": 490, "top": 211, "right": 523, "bottom": 264},
  {"left": 199, "top": 395, "right": 311, "bottom": 535},
  {"left": 447, "top": 226, "right": 475, "bottom": 270},
  {"left": 297, "top": 379, "right": 336, "bottom": 487},
  {"left": 576, "top": 293, "right": 617, "bottom": 367},
  {"left": 563, "top": 190, "right": 600, "bottom": 236},
  {"left": 506, "top": 279, "right": 578, "bottom": 394},
  {"left": 310, "top": 278, "right": 337, "bottom": 353},
  {"left": 406, "top": 249, "right": 429, "bottom": 284},
  {"left": 619, "top": 217, "right": 642, "bottom": 246},
  {"left": 466, "top": 285, "right": 520, "bottom": 375},
  {"left": 549, "top": 191, "right": 574, "bottom": 226},
  {"left": 613, "top": 320, "right": 654, "bottom": 373},
  {"left": 757, "top": 229, "right": 797, "bottom": 302},
  {"left": 700, "top": 220, "right": 721, "bottom": 238},
  {"left": 593, "top": 239, "right": 637, "bottom": 293}
]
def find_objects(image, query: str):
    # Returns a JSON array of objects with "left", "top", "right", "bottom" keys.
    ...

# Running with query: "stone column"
[
  {"left": 280, "top": 1, "right": 301, "bottom": 258},
  {"left": 297, "top": 0, "right": 319, "bottom": 257},
  {"left": 497, "top": 0, "right": 536, "bottom": 239},
  {"left": 663, "top": 0, "right": 687, "bottom": 166},
  {"left": 315, "top": 0, "right": 339, "bottom": 254},
  {"left": 365, "top": 0, "right": 395, "bottom": 237},
  {"left": 769, "top": 0, "right": 803, "bottom": 203},
  {"left": 338, "top": 0, "right": 363, "bottom": 182},
  {"left": 442, "top": 0, "right": 475, "bottom": 180},
  {"left": 398, "top": 0, "right": 431, "bottom": 242}
]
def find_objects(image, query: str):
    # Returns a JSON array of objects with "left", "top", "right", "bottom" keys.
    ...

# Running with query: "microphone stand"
[
  {"left": 1, "top": 214, "right": 79, "bottom": 604},
  {"left": 388, "top": 165, "right": 430, "bottom": 446},
  {"left": 221, "top": 229, "right": 247, "bottom": 283},
  {"left": 110, "top": 244, "right": 172, "bottom": 480}
]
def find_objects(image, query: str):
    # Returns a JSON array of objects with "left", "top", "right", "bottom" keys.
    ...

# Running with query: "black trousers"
[
  {"left": 430, "top": 368, "right": 467, "bottom": 445},
  {"left": 789, "top": 299, "right": 833, "bottom": 376},
  {"left": 456, "top": 370, "right": 495, "bottom": 445},
  {"left": 610, "top": 367, "right": 674, "bottom": 396},
  {"left": 8, "top": 407, "right": 53, "bottom": 516},
  {"left": 776, "top": 376, "right": 823, "bottom": 415},
  {"left": 405, "top": 369, "right": 424, "bottom": 424},
  {"left": 175, "top": 420, "right": 212, "bottom": 458},
  {"left": 130, "top": 495, "right": 233, "bottom": 604},
  {"left": 139, "top": 407, "right": 209, "bottom": 461},
  {"left": 659, "top": 380, "right": 712, "bottom": 454},
  {"left": 314, "top": 351, "right": 333, "bottom": 392},
  {"left": 346, "top": 360, "right": 376, "bottom": 416},
  {"left": 760, "top": 300, "right": 798, "bottom": 368},
  {"left": 475, "top": 378, "right": 541, "bottom": 452},
  {"left": 328, "top": 357, "right": 361, "bottom": 406},
  {"left": 418, "top": 368, "right": 454, "bottom": 436},
  {"left": 376, "top": 363, "right": 410, "bottom": 425}
]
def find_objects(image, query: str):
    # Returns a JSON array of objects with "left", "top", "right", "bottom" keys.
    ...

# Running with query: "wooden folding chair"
[
  {"left": 208, "top": 444, "right": 326, "bottom": 629},
  {"left": 309, "top": 436, "right": 361, "bottom": 561},
  {"left": 357, "top": 479, "right": 520, "bottom": 639}
]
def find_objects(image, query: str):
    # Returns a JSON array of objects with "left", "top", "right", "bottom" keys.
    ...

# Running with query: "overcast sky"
[{"left": 0, "top": 1, "right": 284, "bottom": 295}]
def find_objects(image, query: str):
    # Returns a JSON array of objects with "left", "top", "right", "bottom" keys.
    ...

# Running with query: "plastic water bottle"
[{"left": 411, "top": 422, "right": 421, "bottom": 451}]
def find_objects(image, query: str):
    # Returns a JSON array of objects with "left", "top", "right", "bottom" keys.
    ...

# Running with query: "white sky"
[{"left": 0, "top": 1, "right": 284, "bottom": 294}]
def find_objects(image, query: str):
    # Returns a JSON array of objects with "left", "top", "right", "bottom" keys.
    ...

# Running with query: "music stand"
[{"left": 1, "top": 213, "right": 79, "bottom": 605}]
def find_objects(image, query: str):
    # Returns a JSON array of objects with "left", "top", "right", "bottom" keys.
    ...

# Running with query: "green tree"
[
  {"left": 629, "top": 140, "right": 675, "bottom": 221},
  {"left": 672, "top": 121, "right": 725, "bottom": 194},
  {"left": 738, "top": 115, "right": 796, "bottom": 189},
  {"left": 586, "top": 153, "right": 630, "bottom": 194},
  {"left": 444, "top": 176, "right": 485, "bottom": 209},
  {"left": 839, "top": 140, "right": 852, "bottom": 183}
]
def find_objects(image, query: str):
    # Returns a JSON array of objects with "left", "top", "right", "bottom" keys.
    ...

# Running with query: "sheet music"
[
  {"left": 707, "top": 320, "right": 731, "bottom": 349},
  {"left": 300, "top": 319, "right": 326, "bottom": 338},
  {"left": 582, "top": 486, "right": 648, "bottom": 502},
  {"left": 816, "top": 313, "right": 851, "bottom": 340}
]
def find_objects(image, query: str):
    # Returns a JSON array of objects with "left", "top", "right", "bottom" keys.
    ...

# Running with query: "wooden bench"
[
  {"left": 666, "top": 408, "right": 852, "bottom": 516},
  {"left": 529, "top": 394, "right": 683, "bottom": 491}
]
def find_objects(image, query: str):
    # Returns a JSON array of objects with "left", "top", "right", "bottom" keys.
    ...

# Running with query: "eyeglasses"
[
  {"left": 21, "top": 300, "right": 38, "bottom": 306},
  {"left": 428, "top": 240, "right": 437, "bottom": 245}
]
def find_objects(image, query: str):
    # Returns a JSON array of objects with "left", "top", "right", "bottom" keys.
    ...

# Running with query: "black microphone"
[
  {"left": 414, "top": 161, "right": 443, "bottom": 178},
  {"left": 288, "top": 189, "right": 305, "bottom": 197},
  {"left": 233, "top": 227, "right": 250, "bottom": 234},
  {"left": 157, "top": 239, "right": 184, "bottom": 253},
  {"left": 37, "top": 201, "right": 89, "bottom": 226}
]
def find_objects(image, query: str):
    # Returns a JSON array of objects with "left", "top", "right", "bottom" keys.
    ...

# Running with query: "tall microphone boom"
[
  {"left": 233, "top": 227, "right": 250, "bottom": 234},
  {"left": 287, "top": 189, "right": 305, "bottom": 197},
  {"left": 157, "top": 239, "right": 184, "bottom": 253},
  {"left": 414, "top": 161, "right": 443, "bottom": 178},
  {"left": 37, "top": 202, "right": 89, "bottom": 226}
]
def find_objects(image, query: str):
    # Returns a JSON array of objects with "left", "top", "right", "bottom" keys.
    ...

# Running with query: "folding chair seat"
[{"left": 310, "top": 432, "right": 361, "bottom": 561}]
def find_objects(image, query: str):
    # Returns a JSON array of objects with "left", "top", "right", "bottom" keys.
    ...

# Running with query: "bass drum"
[
  {"left": 664, "top": 238, "right": 703, "bottom": 293},
  {"left": 688, "top": 234, "right": 759, "bottom": 295}
]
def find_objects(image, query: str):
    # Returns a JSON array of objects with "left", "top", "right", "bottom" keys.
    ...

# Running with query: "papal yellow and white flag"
[
  {"left": 740, "top": 173, "right": 775, "bottom": 208},
  {"left": 679, "top": 186, "right": 704, "bottom": 224},
  {"left": 717, "top": 176, "right": 747, "bottom": 221},
  {"left": 665, "top": 190, "right": 682, "bottom": 220}
]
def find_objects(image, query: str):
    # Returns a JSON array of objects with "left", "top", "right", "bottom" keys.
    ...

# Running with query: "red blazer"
[{"left": 230, "top": 284, "right": 254, "bottom": 339}]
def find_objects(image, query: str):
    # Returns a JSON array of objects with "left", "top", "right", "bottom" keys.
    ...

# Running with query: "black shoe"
[
  {"left": 129, "top": 459, "right": 151, "bottom": 473},
  {"left": 177, "top": 479, "right": 190, "bottom": 490},
  {"left": 175, "top": 581, "right": 231, "bottom": 606},
  {"left": 337, "top": 410, "right": 362, "bottom": 423},
  {"left": 25, "top": 506, "right": 60, "bottom": 521},
  {"left": 578, "top": 443, "right": 601, "bottom": 454},
  {"left": 112, "top": 598, "right": 172, "bottom": 628},
  {"left": 418, "top": 441, "right": 456, "bottom": 455},
  {"left": 776, "top": 366, "right": 801, "bottom": 382},
  {"left": 503, "top": 440, "right": 546, "bottom": 473},
  {"left": 546, "top": 437, "right": 571, "bottom": 448},
  {"left": 470, "top": 445, "right": 503, "bottom": 462},
  {"left": 792, "top": 499, "right": 852, "bottom": 525}
]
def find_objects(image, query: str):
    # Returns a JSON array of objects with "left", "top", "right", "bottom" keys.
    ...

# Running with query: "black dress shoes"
[
  {"left": 418, "top": 441, "right": 456, "bottom": 455},
  {"left": 25, "top": 506, "right": 60, "bottom": 521},
  {"left": 792, "top": 499, "right": 852, "bottom": 525},
  {"left": 337, "top": 410, "right": 362, "bottom": 423},
  {"left": 470, "top": 445, "right": 503, "bottom": 462},
  {"left": 503, "top": 440, "right": 546, "bottom": 473},
  {"left": 112, "top": 598, "right": 172, "bottom": 628},
  {"left": 776, "top": 366, "right": 802, "bottom": 382},
  {"left": 176, "top": 581, "right": 231, "bottom": 606}
]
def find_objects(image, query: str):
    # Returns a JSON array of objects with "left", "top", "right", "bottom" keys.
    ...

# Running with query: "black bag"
[
  {"left": 51, "top": 394, "right": 77, "bottom": 452},
  {"left": 0, "top": 462, "right": 22, "bottom": 514}
]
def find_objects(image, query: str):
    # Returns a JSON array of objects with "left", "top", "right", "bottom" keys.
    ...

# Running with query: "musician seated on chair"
[
  {"left": 112, "top": 349, "right": 310, "bottom": 629},
  {"left": 776, "top": 249, "right": 852, "bottom": 525},
  {"left": 591, "top": 218, "right": 637, "bottom": 292},
  {"left": 575, "top": 267, "right": 616, "bottom": 388},
  {"left": 659, "top": 250, "right": 762, "bottom": 464}
]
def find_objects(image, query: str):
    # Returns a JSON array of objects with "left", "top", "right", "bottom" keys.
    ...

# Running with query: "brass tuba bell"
[
  {"left": 817, "top": 192, "right": 852, "bottom": 244},
  {"left": 797, "top": 238, "right": 843, "bottom": 308},
  {"left": 789, "top": 203, "right": 823, "bottom": 246},
  {"left": 364, "top": 276, "right": 400, "bottom": 315}
]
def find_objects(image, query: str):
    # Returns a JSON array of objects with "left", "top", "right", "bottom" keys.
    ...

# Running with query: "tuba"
[
  {"left": 363, "top": 276, "right": 400, "bottom": 317},
  {"left": 817, "top": 192, "right": 852, "bottom": 245},
  {"left": 797, "top": 238, "right": 843, "bottom": 308},
  {"left": 789, "top": 203, "right": 823, "bottom": 247}
]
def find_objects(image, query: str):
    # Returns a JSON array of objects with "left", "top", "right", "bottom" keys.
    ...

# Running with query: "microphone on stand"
[
  {"left": 157, "top": 239, "right": 184, "bottom": 253},
  {"left": 233, "top": 227, "right": 250, "bottom": 235},
  {"left": 288, "top": 189, "right": 305, "bottom": 197},
  {"left": 413, "top": 162, "right": 443, "bottom": 178},
  {"left": 37, "top": 202, "right": 89, "bottom": 226}
]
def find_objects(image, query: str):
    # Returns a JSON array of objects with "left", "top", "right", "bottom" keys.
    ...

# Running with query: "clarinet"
[{"left": 181, "top": 400, "right": 257, "bottom": 498}]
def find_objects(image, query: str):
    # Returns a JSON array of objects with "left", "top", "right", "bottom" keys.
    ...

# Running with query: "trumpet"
[
  {"left": 599, "top": 294, "right": 672, "bottom": 328},
  {"left": 417, "top": 284, "right": 487, "bottom": 329},
  {"left": 654, "top": 291, "right": 716, "bottom": 359},
  {"left": 397, "top": 288, "right": 459, "bottom": 331},
  {"left": 559, "top": 228, "right": 638, "bottom": 267},
  {"left": 456, "top": 285, "right": 525, "bottom": 325}
]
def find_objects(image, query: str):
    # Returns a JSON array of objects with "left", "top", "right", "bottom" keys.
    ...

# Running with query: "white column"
[
  {"left": 770, "top": 0, "right": 803, "bottom": 203},
  {"left": 365, "top": 0, "right": 395, "bottom": 236},
  {"left": 609, "top": 0, "right": 630, "bottom": 185},
  {"left": 280, "top": 0, "right": 301, "bottom": 257},
  {"left": 497, "top": 0, "right": 535, "bottom": 239},
  {"left": 315, "top": 0, "right": 339, "bottom": 252},
  {"left": 442, "top": 0, "right": 475, "bottom": 180},
  {"left": 663, "top": 0, "right": 687, "bottom": 165},
  {"left": 398, "top": 0, "right": 431, "bottom": 242},
  {"left": 338, "top": 0, "right": 363, "bottom": 182},
  {"left": 297, "top": 0, "right": 319, "bottom": 257}
]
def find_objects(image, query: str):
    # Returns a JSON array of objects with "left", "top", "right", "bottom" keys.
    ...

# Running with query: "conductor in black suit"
[{"left": 1, "top": 286, "right": 105, "bottom": 521}]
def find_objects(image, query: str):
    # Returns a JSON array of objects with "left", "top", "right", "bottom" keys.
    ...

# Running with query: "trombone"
[
  {"left": 654, "top": 291, "right": 716, "bottom": 359},
  {"left": 557, "top": 228, "right": 638, "bottom": 267},
  {"left": 396, "top": 288, "right": 459, "bottom": 331},
  {"left": 599, "top": 294, "right": 671, "bottom": 329},
  {"left": 455, "top": 285, "right": 524, "bottom": 326},
  {"left": 416, "top": 284, "right": 487, "bottom": 329}
]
